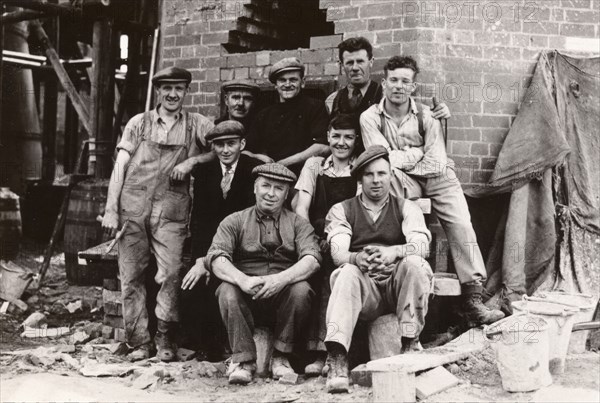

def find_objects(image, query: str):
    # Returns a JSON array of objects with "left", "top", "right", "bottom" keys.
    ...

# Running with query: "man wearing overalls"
[{"left": 102, "top": 67, "right": 214, "bottom": 361}]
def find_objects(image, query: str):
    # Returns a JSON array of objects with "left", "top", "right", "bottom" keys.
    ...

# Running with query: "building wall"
[{"left": 161, "top": 0, "right": 599, "bottom": 269}]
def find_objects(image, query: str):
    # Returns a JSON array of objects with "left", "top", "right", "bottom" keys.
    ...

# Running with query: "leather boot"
[
  {"left": 155, "top": 319, "right": 177, "bottom": 362},
  {"left": 326, "top": 342, "right": 349, "bottom": 394},
  {"left": 462, "top": 284, "right": 505, "bottom": 326}
]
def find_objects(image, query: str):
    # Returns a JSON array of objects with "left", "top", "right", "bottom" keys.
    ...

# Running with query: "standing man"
[
  {"left": 215, "top": 79, "right": 259, "bottom": 127},
  {"left": 181, "top": 120, "right": 262, "bottom": 359},
  {"left": 246, "top": 57, "right": 330, "bottom": 175},
  {"left": 292, "top": 113, "right": 361, "bottom": 377},
  {"left": 326, "top": 37, "right": 450, "bottom": 122},
  {"left": 207, "top": 163, "right": 321, "bottom": 384},
  {"left": 360, "top": 56, "right": 505, "bottom": 326},
  {"left": 102, "top": 67, "right": 214, "bottom": 362},
  {"left": 324, "top": 146, "right": 433, "bottom": 393}
]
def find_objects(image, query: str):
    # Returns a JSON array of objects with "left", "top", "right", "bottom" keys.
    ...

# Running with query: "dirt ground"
[{"left": 1, "top": 241, "right": 599, "bottom": 402}]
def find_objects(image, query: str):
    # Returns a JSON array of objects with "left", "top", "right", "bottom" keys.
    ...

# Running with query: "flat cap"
[
  {"left": 350, "top": 145, "right": 389, "bottom": 178},
  {"left": 222, "top": 79, "right": 259, "bottom": 94},
  {"left": 152, "top": 66, "right": 192, "bottom": 86},
  {"left": 205, "top": 120, "right": 246, "bottom": 142},
  {"left": 268, "top": 57, "right": 305, "bottom": 83},
  {"left": 252, "top": 163, "right": 297, "bottom": 183}
]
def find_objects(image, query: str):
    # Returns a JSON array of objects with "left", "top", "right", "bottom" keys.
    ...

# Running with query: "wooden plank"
[
  {"left": 78, "top": 240, "right": 118, "bottom": 260},
  {"left": 367, "top": 328, "right": 486, "bottom": 373},
  {"left": 30, "top": 20, "right": 91, "bottom": 135}
]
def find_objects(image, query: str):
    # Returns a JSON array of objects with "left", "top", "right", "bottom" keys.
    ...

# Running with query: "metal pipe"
[
  {"left": 145, "top": 26, "right": 159, "bottom": 111},
  {"left": 1, "top": 9, "right": 46, "bottom": 24}
]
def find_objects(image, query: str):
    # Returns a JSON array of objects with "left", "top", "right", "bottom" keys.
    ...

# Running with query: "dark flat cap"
[
  {"left": 222, "top": 79, "right": 259, "bottom": 94},
  {"left": 252, "top": 163, "right": 297, "bottom": 183},
  {"left": 350, "top": 145, "right": 389, "bottom": 178},
  {"left": 268, "top": 57, "right": 305, "bottom": 83},
  {"left": 205, "top": 120, "right": 246, "bottom": 142},
  {"left": 152, "top": 66, "right": 192, "bottom": 86}
]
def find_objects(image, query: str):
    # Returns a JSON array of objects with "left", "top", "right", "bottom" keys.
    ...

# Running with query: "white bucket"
[
  {"left": 512, "top": 297, "right": 579, "bottom": 375},
  {"left": 531, "top": 291, "right": 597, "bottom": 354},
  {"left": 485, "top": 314, "right": 552, "bottom": 392}
]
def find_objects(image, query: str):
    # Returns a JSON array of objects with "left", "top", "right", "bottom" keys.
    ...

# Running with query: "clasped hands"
[{"left": 355, "top": 245, "right": 399, "bottom": 277}]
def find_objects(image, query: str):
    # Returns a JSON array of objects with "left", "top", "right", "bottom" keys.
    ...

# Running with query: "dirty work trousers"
[
  {"left": 392, "top": 168, "right": 486, "bottom": 286},
  {"left": 216, "top": 281, "right": 314, "bottom": 363},
  {"left": 325, "top": 256, "right": 433, "bottom": 352}
]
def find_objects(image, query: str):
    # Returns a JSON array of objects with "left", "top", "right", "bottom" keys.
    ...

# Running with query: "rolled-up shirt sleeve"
[
  {"left": 206, "top": 212, "right": 241, "bottom": 268},
  {"left": 116, "top": 114, "right": 143, "bottom": 154},
  {"left": 294, "top": 157, "right": 322, "bottom": 196},
  {"left": 402, "top": 199, "right": 431, "bottom": 255},
  {"left": 405, "top": 109, "right": 448, "bottom": 178},
  {"left": 325, "top": 202, "right": 353, "bottom": 243},
  {"left": 293, "top": 216, "right": 322, "bottom": 264}
]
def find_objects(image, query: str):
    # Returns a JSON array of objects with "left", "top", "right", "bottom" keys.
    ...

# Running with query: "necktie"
[
  {"left": 349, "top": 88, "right": 363, "bottom": 110},
  {"left": 221, "top": 167, "right": 233, "bottom": 198}
]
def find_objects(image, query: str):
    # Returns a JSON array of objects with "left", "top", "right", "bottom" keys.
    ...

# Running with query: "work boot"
[
  {"left": 127, "top": 343, "right": 154, "bottom": 362},
  {"left": 462, "top": 284, "right": 505, "bottom": 326},
  {"left": 271, "top": 351, "right": 295, "bottom": 380},
  {"left": 228, "top": 361, "right": 257, "bottom": 385},
  {"left": 326, "top": 342, "right": 349, "bottom": 394},
  {"left": 155, "top": 319, "right": 177, "bottom": 362},
  {"left": 304, "top": 354, "right": 327, "bottom": 377}
]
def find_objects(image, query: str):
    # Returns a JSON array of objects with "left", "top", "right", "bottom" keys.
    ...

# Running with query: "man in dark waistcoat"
[
  {"left": 323, "top": 146, "right": 433, "bottom": 393},
  {"left": 180, "top": 121, "right": 262, "bottom": 359},
  {"left": 245, "top": 57, "right": 330, "bottom": 176}
]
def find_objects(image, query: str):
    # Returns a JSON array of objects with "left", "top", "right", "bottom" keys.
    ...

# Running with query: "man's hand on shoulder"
[{"left": 171, "top": 160, "right": 193, "bottom": 181}]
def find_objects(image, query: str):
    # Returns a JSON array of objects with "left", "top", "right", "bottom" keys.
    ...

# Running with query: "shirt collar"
[
  {"left": 220, "top": 160, "right": 239, "bottom": 176},
  {"left": 347, "top": 81, "right": 370, "bottom": 97},
  {"left": 255, "top": 207, "right": 282, "bottom": 223},
  {"left": 154, "top": 104, "right": 184, "bottom": 122},
  {"left": 323, "top": 154, "right": 357, "bottom": 170},
  {"left": 358, "top": 193, "right": 390, "bottom": 213},
  {"left": 376, "top": 96, "right": 418, "bottom": 118}
]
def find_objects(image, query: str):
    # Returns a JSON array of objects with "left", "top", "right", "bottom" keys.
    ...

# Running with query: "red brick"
[
  {"left": 334, "top": 19, "right": 368, "bottom": 34},
  {"left": 198, "top": 105, "right": 220, "bottom": 118},
  {"left": 249, "top": 67, "right": 265, "bottom": 80},
  {"left": 326, "top": 6, "right": 359, "bottom": 21},
  {"left": 234, "top": 67, "right": 249, "bottom": 79},
  {"left": 451, "top": 140, "right": 471, "bottom": 155},
  {"left": 189, "top": 71, "right": 204, "bottom": 82},
  {"left": 368, "top": 18, "right": 394, "bottom": 31},
  {"left": 452, "top": 156, "right": 480, "bottom": 169},
  {"left": 359, "top": 2, "right": 394, "bottom": 18},
  {"left": 522, "top": 21, "right": 560, "bottom": 34},
  {"left": 549, "top": 36, "right": 567, "bottom": 49},
  {"left": 482, "top": 60, "right": 513, "bottom": 74},
  {"left": 226, "top": 53, "right": 255, "bottom": 68},
  {"left": 512, "top": 34, "right": 549, "bottom": 48},
  {"left": 271, "top": 50, "right": 300, "bottom": 63},
  {"left": 163, "top": 47, "right": 181, "bottom": 59},
  {"left": 446, "top": 101, "right": 482, "bottom": 114},
  {"left": 344, "top": 31, "right": 376, "bottom": 44},
  {"left": 177, "top": 58, "right": 200, "bottom": 69},
  {"left": 446, "top": 44, "right": 483, "bottom": 58},
  {"left": 490, "top": 144, "right": 503, "bottom": 156},
  {"left": 256, "top": 52, "right": 270, "bottom": 67},
  {"left": 183, "top": 22, "right": 209, "bottom": 36},
  {"left": 447, "top": 114, "right": 472, "bottom": 128},
  {"left": 220, "top": 69, "right": 234, "bottom": 81},
  {"left": 393, "top": 29, "right": 435, "bottom": 43},
  {"left": 202, "top": 32, "right": 228, "bottom": 45},
  {"left": 376, "top": 31, "right": 393, "bottom": 44},
  {"left": 489, "top": 19, "right": 522, "bottom": 32},
  {"left": 310, "top": 35, "right": 343, "bottom": 49},
  {"left": 472, "top": 115, "right": 511, "bottom": 128},
  {"left": 566, "top": 9, "right": 599, "bottom": 23},
  {"left": 307, "top": 63, "right": 324, "bottom": 76},
  {"left": 483, "top": 101, "right": 519, "bottom": 115},
  {"left": 553, "top": 8, "right": 565, "bottom": 21},
  {"left": 164, "top": 24, "right": 182, "bottom": 36},
  {"left": 561, "top": 0, "right": 592, "bottom": 8},
  {"left": 522, "top": 48, "right": 543, "bottom": 60},
  {"left": 472, "top": 169, "right": 494, "bottom": 183},
  {"left": 470, "top": 143, "right": 489, "bottom": 156},
  {"left": 205, "top": 68, "right": 220, "bottom": 82},
  {"left": 201, "top": 57, "right": 225, "bottom": 68},
  {"left": 324, "top": 62, "right": 340, "bottom": 75},
  {"left": 481, "top": 157, "right": 497, "bottom": 170},
  {"left": 209, "top": 20, "right": 236, "bottom": 32},
  {"left": 163, "top": 36, "right": 176, "bottom": 47},
  {"left": 452, "top": 128, "right": 481, "bottom": 141},
  {"left": 402, "top": 15, "right": 446, "bottom": 29},
  {"left": 560, "top": 23, "right": 596, "bottom": 36},
  {"left": 484, "top": 46, "right": 521, "bottom": 60},
  {"left": 447, "top": 17, "right": 483, "bottom": 31},
  {"left": 373, "top": 43, "right": 401, "bottom": 59},
  {"left": 176, "top": 35, "right": 199, "bottom": 46},
  {"left": 481, "top": 128, "right": 509, "bottom": 143},
  {"left": 300, "top": 49, "right": 335, "bottom": 63}
]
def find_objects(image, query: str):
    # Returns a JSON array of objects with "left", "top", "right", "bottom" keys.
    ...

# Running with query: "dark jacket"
[{"left": 190, "top": 153, "right": 262, "bottom": 258}]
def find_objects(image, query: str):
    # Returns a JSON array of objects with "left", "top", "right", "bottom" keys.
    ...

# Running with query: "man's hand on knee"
[
  {"left": 181, "top": 258, "right": 210, "bottom": 290},
  {"left": 252, "top": 274, "right": 285, "bottom": 300},
  {"left": 239, "top": 275, "right": 265, "bottom": 296}
]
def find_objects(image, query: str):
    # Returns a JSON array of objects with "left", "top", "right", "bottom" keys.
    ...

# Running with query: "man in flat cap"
[
  {"left": 206, "top": 163, "right": 321, "bottom": 385},
  {"left": 216, "top": 79, "right": 259, "bottom": 127},
  {"left": 102, "top": 66, "right": 214, "bottom": 362},
  {"left": 323, "top": 145, "right": 433, "bottom": 393},
  {"left": 245, "top": 57, "right": 330, "bottom": 175},
  {"left": 360, "top": 56, "right": 504, "bottom": 326},
  {"left": 180, "top": 120, "right": 262, "bottom": 359}
]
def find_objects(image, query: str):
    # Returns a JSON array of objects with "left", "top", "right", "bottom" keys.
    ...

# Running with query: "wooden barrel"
[
  {"left": 0, "top": 187, "right": 22, "bottom": 260},
  {"left": 64, "top": 179, "right": 109, "bottom": 285}
]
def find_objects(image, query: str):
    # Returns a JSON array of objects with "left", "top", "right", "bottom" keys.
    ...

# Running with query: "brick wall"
[{"left": 161, "top": 0, "right": 598, "bottom": 268}]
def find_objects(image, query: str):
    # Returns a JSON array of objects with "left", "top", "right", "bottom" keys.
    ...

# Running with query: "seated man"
[
  {"left": 324, "top": 146, "right": 433, "bottom": 393},
  {"left": 292, "top": 113, "right": 361, "bottom": 376},
  {"left": 207, "top": 163, "right": 321, "bottom": 385},
  {"left": 181, "top": 120, "right": 261, "bottom": 359}
]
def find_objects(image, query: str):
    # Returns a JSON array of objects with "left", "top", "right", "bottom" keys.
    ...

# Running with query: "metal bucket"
[
  {"left": 531, "top": 291, "right": 596, "bottom": 354},
  {"left": 512, "top": 297, "right": 579, "bottom": 375},
  {"left": 485, "top": 314, "right": 552, "bottom": 392}
]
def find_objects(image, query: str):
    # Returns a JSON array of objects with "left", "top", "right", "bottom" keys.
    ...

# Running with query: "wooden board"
[{"left": 78, "top": 240, "right": 118, "bottom": 261}]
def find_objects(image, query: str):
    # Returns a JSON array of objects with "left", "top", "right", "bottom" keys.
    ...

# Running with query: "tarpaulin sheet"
[{"left": 466, "top": 51, "right": 600, "bottom": 301}]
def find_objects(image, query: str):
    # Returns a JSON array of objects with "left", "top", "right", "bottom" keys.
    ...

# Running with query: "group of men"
[{"left": 102, "top": 36, "right": 504, "bottom": 393}]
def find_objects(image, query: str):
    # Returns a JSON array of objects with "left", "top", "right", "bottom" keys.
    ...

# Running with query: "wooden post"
[
  {"left": 89, "top": 18, "right": 114, "bottom": 178},
  {"left": 41, "top": 14, "right": 58, "bottom": 181},
  {"left": 0, "top": 4, "right": 4, "bottom": 149}
]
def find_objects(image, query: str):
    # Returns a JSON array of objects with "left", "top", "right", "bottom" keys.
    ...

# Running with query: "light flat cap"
[
  {"left": 222, "top": 79, "right": 260, "bottom": 94},
  {"left": 350, "top": 145, "right": 389, "bottom": 178},
  {"left": 252, "top": 163, "right": 297, "bottom": 183},
  {"left": 205, "top": 120, "right": 246, "bottom": 142},
  {"left": 268, "top": 57, "right": 305, "bottom": 83},
  {"left": 152, "top": 66, "right": 192, "bottom": 86}
]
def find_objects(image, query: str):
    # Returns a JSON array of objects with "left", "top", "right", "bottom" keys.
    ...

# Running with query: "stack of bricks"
[{"left": 101, "top": 278, "right": 126, "bottom": 342}]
